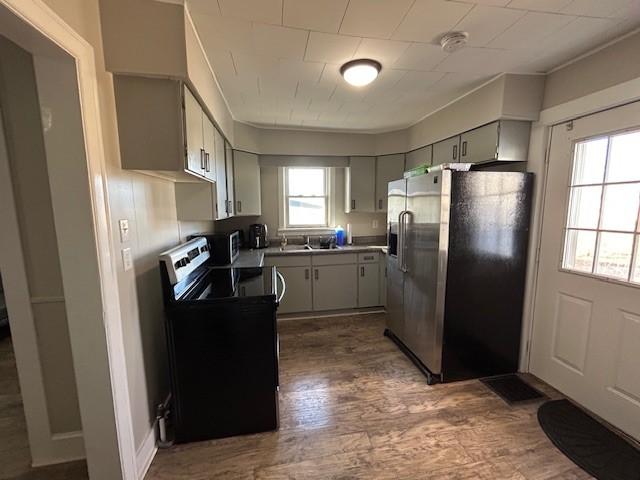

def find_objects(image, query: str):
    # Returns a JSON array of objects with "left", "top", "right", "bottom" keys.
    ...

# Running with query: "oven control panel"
[{"left": 159, "top": 237, "right": 210, "bottom": 285}]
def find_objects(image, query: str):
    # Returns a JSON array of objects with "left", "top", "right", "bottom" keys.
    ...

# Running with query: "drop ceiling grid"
[{"left": 187, "top": 0, "right": 640, "bottom": 131}]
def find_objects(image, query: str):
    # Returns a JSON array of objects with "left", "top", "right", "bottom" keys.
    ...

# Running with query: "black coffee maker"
[{"left": 248, "top": 224, "right": 269, "bottom": 249}]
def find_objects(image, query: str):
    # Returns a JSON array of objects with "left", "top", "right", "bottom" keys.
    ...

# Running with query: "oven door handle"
[{"left": 276, "top": 270, "right": 286, "bottom": 304}]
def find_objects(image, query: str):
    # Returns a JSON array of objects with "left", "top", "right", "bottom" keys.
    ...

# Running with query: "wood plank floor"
[
  {"left": 0, "top": 335, "right": 88, "bottom": 480},
  {"left": 146, "top": 313, "right": 590, "bottom": 480}
]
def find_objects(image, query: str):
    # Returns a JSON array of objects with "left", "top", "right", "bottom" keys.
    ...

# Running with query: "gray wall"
[{"left": 0, "top": 36, "right": 82, "bottom": 434}]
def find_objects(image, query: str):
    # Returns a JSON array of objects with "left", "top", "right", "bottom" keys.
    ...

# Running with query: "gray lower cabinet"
[
  {"left": 277, "top": 266, "right": 312, "bottom": 314},
  {"left": 312, "top": 264, "right": 358, "bottom": 311},
  {"left": 379, "top": 254, "right": 387, "bottom": 308},
  {"left": 358, "top": 263, "right": 379, "bottom": 307}
]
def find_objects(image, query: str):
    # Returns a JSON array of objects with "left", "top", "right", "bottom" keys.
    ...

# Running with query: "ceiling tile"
[
  {"left": 193, "top": 13, "right": 254, "bottom": 54},
  {"left": 561, "top": 0, "right": 632, "bottom": 18},
  {"left": 339, "top": 0, "right": 414, "bottom": 38},
  {"left": 435, "top": 47, "right": 523, "bottom": 73},
  {"left": 187, "top": 0, "right": 221, "bottom": 16},
  {"left": 232, "top": 52, "right": 279, "bottom": 77},
  {"left": 305, "top": 32, "right": 361, "bottom": 63},
  {"left": 466, "top": 0, "right": 510, "bottom": 5},
  {"left": 455, "top": 5, "right": 526, "bottom": 46},
  {"left": 283, "top": 0, "right": 348, "bottom": 32},
  {"left": 394, "top": 71, "right": 447, "bottom": 92},
  {"left": 252, "top": 24, "right": 309, "bottom": 60},
  {"left": 393, "top": 43, "right": 449, "bottom": 71},
  {"left": 354, "top": 38, "right": 411, "bottom": 67},
  {"left": 506, "top": 0, "right": 573, "bottom": 13},
  {"left": 278, "top": 59, "right": 325, "bottom": 83},
  {"left": 392, "top": 0, "right": 474, "bottom": 43},
  {"left": 488, "top": 11, "right": 575, "bottom": 49},
  {"left": 218, "top": 0, "right": 283, "bottom": 24},
  {"left": 521, "top": 16, "right": 619, "bottom": 71}
]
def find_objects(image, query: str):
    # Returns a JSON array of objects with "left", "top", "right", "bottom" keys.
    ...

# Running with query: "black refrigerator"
[{"left": 385, "top": 169, "right": 534, "bottom": 384}]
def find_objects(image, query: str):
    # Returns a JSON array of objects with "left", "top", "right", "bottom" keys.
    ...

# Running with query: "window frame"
[
  {"left": 559, "top": 127, "right": 640, "bottom": 286},
  {"left": 282, "top": 166, "right": 332, "bottom": 230}
]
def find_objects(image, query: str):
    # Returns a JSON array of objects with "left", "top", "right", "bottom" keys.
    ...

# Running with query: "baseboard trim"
[
  {"left": 31, "top": 430, "right": 85, "bottom": 467},
  {"left": 279, "top": 308, "right": 385, "bottom": 321},
  {"left": 136, "top": 426, "right": 157, "bottom": 480}
]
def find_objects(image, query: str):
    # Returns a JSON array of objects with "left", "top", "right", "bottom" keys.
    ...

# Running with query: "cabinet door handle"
[
  {"left": 237, "top": 200, "right": 242, "bottom": 213},
  {"left": 205, "top": 152, "right": 210, "bottom": 172},
  {"left": 378, "top": 199, "right": 382, "bottom": 210},
  {"left": 452, "top": 144, "right": 458, "bottom": 160},
  {"left": 314, "top": 269, "right": 319, "bottom": 280},
  {"left": 200, "top": 148, "right": 205, "bottom": 169},
  {"left": 304, "top": 268, "right": 309, "bottom": 280},
  {"left": 360, "top": 266, "right": 364, "bottom": 277},
  {"left": 461, "top": 141, "right": 467, "bottom": 157},
  {"left": 351, "top": 199, "right": 356, "bottom": 210}
]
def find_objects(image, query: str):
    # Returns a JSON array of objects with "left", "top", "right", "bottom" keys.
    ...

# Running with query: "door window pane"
[
  {"left": 595, "top": 232, "right": 634, "bottom": 280},
  {"left": 600, "top": 184, "right": 640, "bottom": 232},
  {"left": 571, "top": 137, "right": 607, "bottom": 185},
  {"left": 567, "top": 185, "right": 602, "bottom": 229},
  {"left": 563, "top": 229, "right": 596, "bottom": 273},
  {"left": 288, "top": 168, "right": 325, "bottom": 196},
  {"left": 288, "top": 197, "right": 326, "bottom": 226},
  {"left": 607, "top": 131, "right": 640, "bottom": 183}
]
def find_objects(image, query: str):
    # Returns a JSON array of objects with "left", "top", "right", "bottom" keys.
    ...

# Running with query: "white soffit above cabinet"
[{"left": 184, "top": 0, "right": 640, "bottom": 132}]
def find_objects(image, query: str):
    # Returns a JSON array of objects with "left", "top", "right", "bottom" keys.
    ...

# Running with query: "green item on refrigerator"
[{"left": 403, "top": 164, "right": 430, "bottom": 178}]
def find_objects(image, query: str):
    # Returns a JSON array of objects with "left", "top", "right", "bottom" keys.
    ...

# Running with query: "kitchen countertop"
[
  {"left": 212, "top": 249, "right": 265, "bottom": 269},
  {"left": 262, "top": 245, "right": 387, "bottom": 256}
]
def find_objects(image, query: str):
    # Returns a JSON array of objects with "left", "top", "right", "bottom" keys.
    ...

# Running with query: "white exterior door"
[{"left": 530, "top": 101, "right": 640, "bottom": 440}]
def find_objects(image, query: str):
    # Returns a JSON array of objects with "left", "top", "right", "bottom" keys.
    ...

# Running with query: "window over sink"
[
  {"left": 561, "top": 129, "right": 640, "bottom": 284},
  {"left": 284, "top": 167, "right": 330, "bottom": 228}
]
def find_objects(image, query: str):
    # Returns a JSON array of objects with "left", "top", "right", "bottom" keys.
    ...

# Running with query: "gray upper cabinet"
[
  {"left": 375, "top": 154, "right": 404, "bottom": 212},
  {"left": 184, "top": 87, "right": 206, "bottom": 177},
  {"left": 225, "top": 141, "right": 235, "bottom": 217},
  {"left": 201, "top": 112, "right": 216, "bottom": 182},
  {"left": 460, "top": 122, "right": 499, "bottom": 164},
  {"left": 233, "top": 150, "right": 261, "bottom": 216},
  {"left": 455, "top": 120, "right": 531, "bottom": 165},
  {"left": 114, "top": 76, "right": 223, "bottom": 183},
  {"left": 213, "top": 128, "right": 228, "bottom": 220},
  {"left": 345, "top": 156, "right": 376, "bottom": 213},
  {"left": 405, "top": 145, "right": 432, "bottom": 171},
  {"left": 432, "top": 136, "right": 461, "bottom": 166}
]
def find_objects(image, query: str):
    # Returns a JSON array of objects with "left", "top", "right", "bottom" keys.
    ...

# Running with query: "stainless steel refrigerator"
[{"left": 386, "top": 169, "right": 533, "bottom": 384}]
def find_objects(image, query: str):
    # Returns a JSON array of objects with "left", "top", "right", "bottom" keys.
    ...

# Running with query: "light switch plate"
[
  {"left": 372, "top": 219, "right": 379, "bottom": 229},
  {"left": 118, "top": 219, "right": 130, "bottom": 242},
  {"left": 122, "top": 248, "right": 133, "bottom": 271}
]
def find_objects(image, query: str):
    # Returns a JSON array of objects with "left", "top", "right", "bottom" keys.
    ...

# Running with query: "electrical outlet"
[
  {"left": 119, "top": 219, "right": 130, "bottom": 242},
  {"left": 122, "top": 248, "right": 133, "bottom": 271},
  {"left": 372, "top": 219, "right": 379, "bottom": 229}
]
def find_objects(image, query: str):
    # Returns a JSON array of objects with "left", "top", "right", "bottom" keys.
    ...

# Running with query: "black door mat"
[
  {"left": 480, "top": 374, "right": 546, "bottom": 404},
  {"left": 538, "top": 399, "right": 640, "bottom": 480}
]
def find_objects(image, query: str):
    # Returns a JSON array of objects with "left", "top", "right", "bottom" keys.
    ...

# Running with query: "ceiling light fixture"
[{"left": 340, "top": 59, "right": 382, "bottom": 87}]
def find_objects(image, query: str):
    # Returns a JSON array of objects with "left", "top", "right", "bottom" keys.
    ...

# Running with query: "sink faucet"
[
  {"left": 280, "top": 234, "right": 287, "bottom": 251},
  {"left": 304, "top": 235, "right": 310, "bottom": 247}
]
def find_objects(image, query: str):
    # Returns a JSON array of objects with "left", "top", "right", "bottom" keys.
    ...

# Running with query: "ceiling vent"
[{"left": 440, "top": 31, "right": 469, "bottom": 53}]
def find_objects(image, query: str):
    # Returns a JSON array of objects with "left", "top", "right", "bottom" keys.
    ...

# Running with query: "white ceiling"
[{"left": 187, "top": 0, "right": 640, "bottom": 132}]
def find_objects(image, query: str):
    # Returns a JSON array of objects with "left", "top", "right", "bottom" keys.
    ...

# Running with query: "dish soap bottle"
[{"left": 335, "top": 225, "right": 345, "bottom": 246}]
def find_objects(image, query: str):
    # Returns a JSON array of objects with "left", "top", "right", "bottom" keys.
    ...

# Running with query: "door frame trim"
[{"left": 0, "top": 0, "right": 137, "bottom": 478}]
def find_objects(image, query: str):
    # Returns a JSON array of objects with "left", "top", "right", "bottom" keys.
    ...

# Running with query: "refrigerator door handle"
[
  {"left": 401, "top": 211, "right": 411, "bottom": 272},
  {"left": 398, "top": 210, "right": 410, "bottom": 272},
  {"left": 397, "top": 210, "right": 406, "bottom": 269}
]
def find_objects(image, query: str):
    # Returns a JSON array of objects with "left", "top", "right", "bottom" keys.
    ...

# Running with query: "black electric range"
[{"left": 159, "top": 238, "right": 284, "bottom": 443}]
